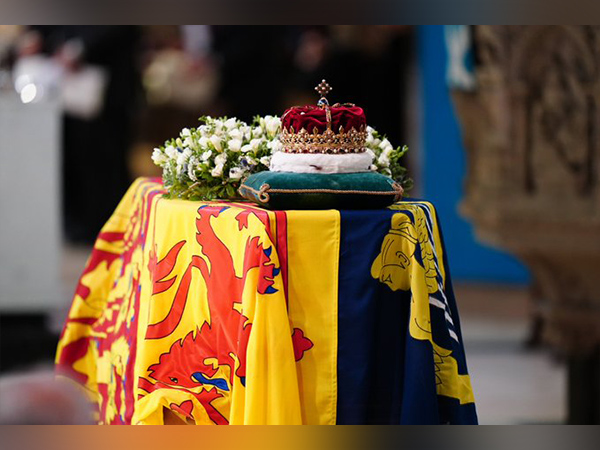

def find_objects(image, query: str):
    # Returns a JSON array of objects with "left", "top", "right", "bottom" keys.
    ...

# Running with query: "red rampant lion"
[{"left": 140, "top": 205, "right": 312, "bottom": 424}]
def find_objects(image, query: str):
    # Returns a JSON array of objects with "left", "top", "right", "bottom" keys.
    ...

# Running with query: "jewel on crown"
[{"left": 279, "top": 80, "right": 367, "bottom": 155}]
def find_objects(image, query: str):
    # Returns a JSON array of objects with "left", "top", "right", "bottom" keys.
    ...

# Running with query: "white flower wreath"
[{"left": 152, "top": 116, "right": 411, "bottom": 201}]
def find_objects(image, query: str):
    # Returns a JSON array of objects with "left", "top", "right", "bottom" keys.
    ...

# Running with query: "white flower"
[
  {"left": 265, "top": 116, "right": 281, "bottom": 137},
  {"left": 267, "top": 139, "right": 282, "bottom": 152},
  {"left": 224, "top": 118, "right": 237, "bottom": 130},
  {"left": 252, "top": 127, "right": 263, "bottom": 138},
  {"left": 176, "top": 148, "right": 192, "bottom": 167},
  {"left": 365, "top": 133, "right": 374, "bottom": 145},
  {"left": 228, "top": 128, "right": 242, "bottom": 140},
  {"left": 210, "top": 135, "right": 223, "bottom": 152},
  {"left": 201, "top": 150, "right": 212, "bottom": 161},
  {"left": 181, "top": 128, "right": 191, "bottom": 137},
  {"left": 369, "top": 164, "right": 378, "bottom": 171},
  {"left": 379, "top": 138, "right": 392, "bottom": 150},
  {"left": 249, "top": 138, "right": 263, "bottom": 151},
  {"left": 188, "top": 157, "right": 198, "bottom": 181},
  {"left": 260, "top": 156, "right": 271, "bottom": 166},
  {"left": 242, "top": 156, "right": 257, "bottom": 167},
  {"left": 366, "top": 126, "right": 374, "bottom": 133},
  {"left": 198, "top": 136, "right": 209, "bottom": 148},
  {"left": 365, "top": 148, "right": 376, "bottom": 158},
  {"left": 151, "top": 148, "right": 167, "bottom": 166},
  {"left": 372, "top": 138, "right": 381, "bottom": 147},
  {"left": 211, "top": 163, "right": 224, "bottom": 177},
  {"left": 165, "top": 145, "right": 177, "bottom": 159},
  {"left": 240, "top": 125, "right": 251, "bottom": 140},
  {"left": 227, "top": 138, "right": 243, "bottom": 152},
  {"left": 229, "top": 167, "right": 245, "bottom": 180},
  {"left": 378, "top": 153, "right": 390, "bottom": 167},
  {"left": 214, "top": 153, "right": 227, "bottom": 166},
  {"left": 183, "top": 137, "right": 194, "bottom": 148},
  {"left": 152, "top": 148, "right": 169, "bottom": 167},
  {"left": 241, "top": 144, "right": 252, "bottom": 153}
]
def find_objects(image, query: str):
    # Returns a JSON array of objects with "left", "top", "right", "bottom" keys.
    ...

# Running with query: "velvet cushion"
[
  {"left": 282, "top": 105, "right": 366, "bottom": 133},
  {"left": 238, "top": 171, "right": 403, "bottom": 210}
]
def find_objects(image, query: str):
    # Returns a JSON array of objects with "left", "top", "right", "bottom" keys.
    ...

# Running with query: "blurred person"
[
  {"left": 0, "top": 368, "right": 94, "bottom": 424},
  {"left": 132, "top": 26, "right": 220, "bottom": 178},
  {"left": 19, "top": 26, "right": 142, "bottom": 243}
]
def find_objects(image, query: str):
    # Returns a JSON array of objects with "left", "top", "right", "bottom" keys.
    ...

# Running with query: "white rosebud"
[
  {"left": 210, "top": 135, "right": 223, "bottom": 152},
  {"left": 165, "top": 145, "right": 177, "bottom": 159},
  {"left": 201, "top": 150, "right": 212, "bottom": 161},
  {"left": 224, "top": 118, "right": 237, "bottom": 130},
  {"left": 229, "top": 167, "right": 244, "bottom": 180},
  {"left": 241, "top": 144, "right": 252, "bottom": 153},
  {"left": 181, "top": 128, "right": 191, "bottom": 137},
  {"left": 366, "top": 126, "right": 374, "bottom": 133},
  {"left": 211, "top": 163, "right": 224, "bottom": 177},
  {"left": 252, "top": 127, "right": 263, "bottom": 138},
  {"left": 373, "top": 138, "right": 381, "bottom": 147},
  {"left": 260, "top": 156, "right": 271, "bottom": 166},
  {"left": 228, "top": 138, "right": 243, "bottom": 152},
  {"left": 214, "top": 153, "right": 227, "bottom": 166},
  {"left": 379, "top": 138, "right": 391, "bottom": 150},
  {"left": 369, "top": 164, "right": 378, "bottom": 171},
  {"left": 365, "top": 133, "right": 374, "bottom": 145}
]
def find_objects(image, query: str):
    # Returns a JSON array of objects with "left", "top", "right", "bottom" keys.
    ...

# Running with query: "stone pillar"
[
  {"left": 0, "top": 91, "right": 63, "bottom": 313},
  {"left": 451, "top": 25, "right": 600, "bottom": 424}
]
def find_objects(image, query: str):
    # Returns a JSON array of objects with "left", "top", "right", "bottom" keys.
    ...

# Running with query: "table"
[{"left": 56, "top": 178, "right": 477, "bottom": 425}]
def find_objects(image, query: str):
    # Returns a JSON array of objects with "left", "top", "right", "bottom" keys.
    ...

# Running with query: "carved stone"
[{"left": 451, "top": 26, "right": 600, "bottom": 423}]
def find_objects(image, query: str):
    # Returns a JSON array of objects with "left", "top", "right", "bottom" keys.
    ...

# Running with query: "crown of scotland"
[{"left": 280, "top": 80, "right": 367, "bottom": 155}]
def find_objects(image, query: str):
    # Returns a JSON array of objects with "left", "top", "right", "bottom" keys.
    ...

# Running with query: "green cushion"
[{"left": 238, "top": 171, "right": 403, "bottom": 210}]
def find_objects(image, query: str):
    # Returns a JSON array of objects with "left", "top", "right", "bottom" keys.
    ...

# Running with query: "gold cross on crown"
[{"left": 315, "top": 79, "right": 332, "bottom": 99}]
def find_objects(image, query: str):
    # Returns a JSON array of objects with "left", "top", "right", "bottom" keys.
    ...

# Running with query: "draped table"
[{"left": 56, "top": 178, "right": 477, "bottom": 425}]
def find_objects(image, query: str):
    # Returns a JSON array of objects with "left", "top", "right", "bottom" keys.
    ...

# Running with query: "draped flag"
[{"left": 56, "top": 178, "right": 477, "bottom": 425}]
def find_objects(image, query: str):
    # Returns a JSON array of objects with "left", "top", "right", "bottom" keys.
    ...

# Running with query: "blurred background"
[{"left": 2, "top": 25, "right": 598, "bottom": 424}]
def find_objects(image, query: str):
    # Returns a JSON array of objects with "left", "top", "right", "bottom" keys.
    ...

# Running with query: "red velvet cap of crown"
[{"left": 282, "top": 104, "right": 366, "bottom": 133}]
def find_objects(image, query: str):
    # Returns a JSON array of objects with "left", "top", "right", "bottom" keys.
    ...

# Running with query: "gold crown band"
[{"left": 280, "top": 126, "right": 367, "bottom": 154}]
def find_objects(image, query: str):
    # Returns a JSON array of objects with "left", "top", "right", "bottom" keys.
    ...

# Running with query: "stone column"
[{"left": 451, "top": 25, "right": 600, "bottom": 424}]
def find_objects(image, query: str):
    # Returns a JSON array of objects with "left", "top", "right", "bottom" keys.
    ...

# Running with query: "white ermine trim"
[{"left": 269, "top": 151, "right": 374, "bottom": 174}]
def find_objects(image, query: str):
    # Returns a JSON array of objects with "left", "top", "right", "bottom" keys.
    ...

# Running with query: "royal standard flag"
[{"left": 57, "top": 178, "right": 477, "bottom": 425}]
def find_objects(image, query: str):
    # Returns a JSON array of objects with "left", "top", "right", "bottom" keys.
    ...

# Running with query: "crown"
[{"left": 280, "top": 80, "right": 367, "bottom": 154}]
